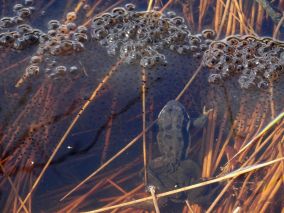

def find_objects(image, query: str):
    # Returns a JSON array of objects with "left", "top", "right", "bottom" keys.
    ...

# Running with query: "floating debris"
[
  {"left": 203, "top": 35, "right": 284, "bottom": 89},
  {"left": 91, "top": 4, "right": 215, "bottom": 68}
]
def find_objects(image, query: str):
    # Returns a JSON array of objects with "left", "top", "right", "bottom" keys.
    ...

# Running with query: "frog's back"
[{"left": 157, "top": 100, "right": 190, "bottom": 162}]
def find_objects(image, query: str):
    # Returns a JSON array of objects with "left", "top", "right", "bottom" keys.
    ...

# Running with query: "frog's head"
[{"left": 158, "top": 100, "right": 191, "bottom": 131}]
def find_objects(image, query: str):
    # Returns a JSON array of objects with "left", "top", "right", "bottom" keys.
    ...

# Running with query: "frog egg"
[
  {"left": 0, "top": 33, "right": 15, "bottom": 46},
  {"left": 125, "top": 3, "right": 136, "bottom": 11},
  {"left": 13, "top": 38, "right": 28, "bottom": 50},
  {"left": 13, "top": 4, "right": 24, "bottom": 12},
  {"left": 58, "top": 25, "right": 69, "bottom": 34},
  {"left": 17, "top": 24, "right": 32, "bottom": 33},
  {"left": 72, "top": 41, "right": 84, "bottom": 52},
  {"left": 201, "top": 29, "right": 216, "bottom": 39},
  {"left": 190, "top": 37, "right": 201, "bottom": 46},
  {"left": 92, "top": 28, "right": 108, "bottom": 40},
  {"left": 190, "top": 45, "right": 199, "bottom": 52},
  {"left": 112, "top": 7, "right": 127, "bottom": 16},
  {"left": 208, "top": 73, "right": 222, "bottom": 83},
  {"left": 77, "top": 25, "right": 88, "bottom": 34},
  {"left": 166, "top": 11, "right": 176, "bottom": 18},
  {"left": 140, "top": 56, "right": 153, "bottom": 68},
  {"left": 60, "top": 40, "right": 73, "bottom": 52},
  {"left": 171, "top": 16, "right": 184, "bottom": 26},
  {"left": 226, "top": 36, "right": 240, "bottom": 46},
  {"left": 25, "top": 65, "right": 39, "bottom": 76},
  {"left": 49, "top": 45, "right": 62, "bottom": 56},
  {"left": 236, "top": 64, "right": 244, "bottom": 73},
  {"left": 200, "top": 44, "right": 208, "bottom": 51},
  {"left": 73, "top": 32, "right": 88, "bottom": 42},
  {"left": 55, "top": 66, "right": 67, "bottom": 75},
  {"left": 48, "top": 20, "right": 61, "bottom": 30},
  {"left": 257, "top": 79, "right": 269, "bottom": 89},
  {"left": 66, "top": 12, "right": 77, "bottom": 22},
  {"left": 0, "top": 17, "right": 15, "bottom": 28},
  {"left": 12, "top": 16, "right": 24, "bottom": 25},
  {"left": 17, "top": 7, "right": 32, "bottom": 18},
  {"left": 47, "top": 30, "right": 57, "bottom": 37},
  {"left": 23, "top": 33, "right": 39, "bottom": 44},
  {"left": 66, "top": 22, "right": 77, "bottom": 31},
  {"left": 92, "top": 17, "right": 105, "bottom": 29},
  {"left": 30, "top": 56, "right": 42, "bottom": 64},
  {"left": 212, "top": 41, "right": 226, "bottom": 50},
  {"left": 10, "top": 31, "right": 21, "bottom": 39}
]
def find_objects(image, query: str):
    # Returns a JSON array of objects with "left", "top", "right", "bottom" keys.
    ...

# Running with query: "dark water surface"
[{"left": 0, "top": 0, "right": 283, "bottom": 212}]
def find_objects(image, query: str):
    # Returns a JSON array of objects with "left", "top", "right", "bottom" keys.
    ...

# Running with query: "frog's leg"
[{"left": 193, "top": 106, "right": 213, "bottom": 128}]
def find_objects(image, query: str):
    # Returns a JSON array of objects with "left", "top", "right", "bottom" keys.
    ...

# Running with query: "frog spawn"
[
  {"left": 0, "top": 1, "right": 41, "bottom": 50},
  {"left": 16, "top": 13, "right": 88, "bottom": 86},
  {"left": 91, "top": 4, "right": 216, "bottom": 68},
  {"left": 203, "top": 35, "right": 284, "bottom": 89}
]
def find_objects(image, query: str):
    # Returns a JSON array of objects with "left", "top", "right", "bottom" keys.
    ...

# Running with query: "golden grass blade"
[
  {"left": 83, "top": 157, "right": 284, "bottom": 213},
  {"left": 273, "top": 13, "right": 284, "bottom": 38},
  {"left": 142, "top": 68, "right": 148, "bottom": 185},
  {"left": 216, "top": 0, "right": 231, "bottom": 39},
  {"left": 147, "top": 0, "right": 154, "bottom": 11},
  {"left": 148, "top": 186, "right": 160, "bottom": 213},
  {"left": 230, "top": 112, "right": 284, "bottom": 162},
  {"left": 175, "top": 64, "right": 203, "bottom": 101},
  {"left": 0, "top": 163, "right": 30, "bottom": 213}
]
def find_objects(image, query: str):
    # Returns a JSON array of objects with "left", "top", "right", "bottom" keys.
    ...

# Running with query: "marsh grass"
[{"left": 0, "top": 0, "right": 283, "bottom": 212}]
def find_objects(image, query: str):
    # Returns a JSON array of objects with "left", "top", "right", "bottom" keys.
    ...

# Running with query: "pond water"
[{"left": 0, "top": 0, "right": 283, "bottom": 212}]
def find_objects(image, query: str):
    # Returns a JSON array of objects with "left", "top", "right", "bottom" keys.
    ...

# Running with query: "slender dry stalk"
[
  {"left": 216, "top": 0, "right": 231, "bottom": 39},
  {"left": 141, "top": 68, "right": 148, "bottom": 185},
  {"left": 147, "top": 0, "right": 154, "bottom": 11},
  {"left": 107, "top": 179, "right": 127, "bottom": 194},
  {"left": 175, "top": 64, "right": 203, "bottom": 101},
  {"left": 148, "top": 186, "right": 160, "bottom": 213},
  {"left": 0, "top": 163, "right": 29, "bottom": 213},
  {"left": 273, "top": 13, "right": 284, "bottom": 38}
]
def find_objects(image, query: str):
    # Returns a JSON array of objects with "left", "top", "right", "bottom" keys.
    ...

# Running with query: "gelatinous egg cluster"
[
  {"left": 203, "top": 35, "right": 284, "bottom": 89},
  {"left": 0, "top": 1, "right": 40, "bottom": 50},
  {"left": 91, "top": 4, "right": 215, "bottom": 68},
  {"left": 16, "top": 12, "right": 89, "bottom": 86}
]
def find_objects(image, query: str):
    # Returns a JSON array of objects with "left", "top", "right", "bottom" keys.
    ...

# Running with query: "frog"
[{"left": 146, "top": 100, "right": 212, "bottom": 208}]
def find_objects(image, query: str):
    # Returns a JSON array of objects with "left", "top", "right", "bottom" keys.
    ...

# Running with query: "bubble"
[
  {"left": 30, "top": 56, "right": 42, "bottom": 64},
  {"left": 17, "top": 7, "right": 32, "bottom": 18},
  {"left": 48, "top": 20, "right": 61, "bottom": 30},
  {"left": 13, "top": 4, "right": 24, "bottom": 12},
  {"left": 125, "top": 3, "right": 136, "bottom": 11},
  {"left": 0, "top": 17, "right": 15, "bottom": 28}
]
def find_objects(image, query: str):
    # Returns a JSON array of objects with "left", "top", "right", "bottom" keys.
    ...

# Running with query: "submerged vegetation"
[{"left": 0, "top": 0, "right": 283, "bottom": 212}]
